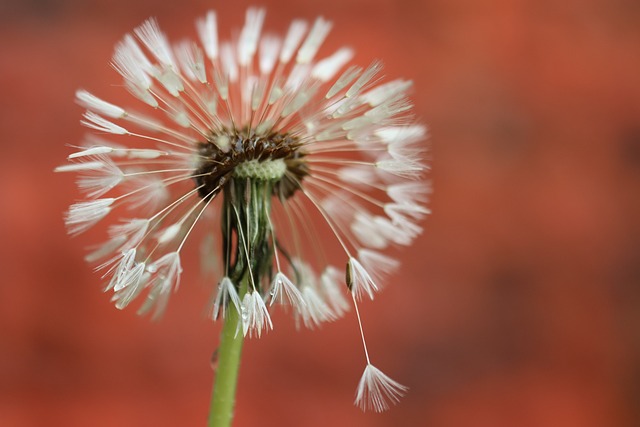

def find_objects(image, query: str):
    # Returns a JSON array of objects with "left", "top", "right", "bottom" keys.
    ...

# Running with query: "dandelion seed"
[
  {"left": 60, "top": 8, "right": 427, "bottom": 412},
  {"left": 346, "top": 257, "right": 379, "bottom": 300},
  {"left": 211, "top": 277, "right": 241, "bottom": 321},
  {"left": 355, "top": 364, "right": 408, "bottom": 412},
  {"left": 241, "top": 291, "right": 273, "bottom": 338},
  {"left": 138, "top": 251, "right": 182, "bottom": 319},
  {"left": 290, "top": 259, "right": 336, "bottom": 328},
  {"left": 76, "top": 89, "right": 126, "bottom": 119},
  {"left": 357, "top": 249, "right": 400, "bottom": 283},
  {"left": 299, "top": 285, "right": 335, "bottom": 328},
  {"left": 269, "top": 272, "right": 305, "bottom": 310},
  {"left": 320, "top": 266, "right": 350, "bottom": 317},
  {"left": 64, "top": 198, "right": 114, "bottom": 236}
]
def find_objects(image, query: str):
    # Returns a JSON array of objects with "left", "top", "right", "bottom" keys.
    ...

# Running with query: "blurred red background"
[{"left": 1, "top": 0, "right": 639, "bottom": 426}]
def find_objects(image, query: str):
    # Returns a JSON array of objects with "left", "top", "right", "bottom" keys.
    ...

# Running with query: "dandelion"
[{"left": 58, "top": 8, "right": 429, "bottom": 425}]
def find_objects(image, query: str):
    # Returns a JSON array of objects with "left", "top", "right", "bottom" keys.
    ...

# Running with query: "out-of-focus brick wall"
[{"left": 0, "top": 0, "right": 639, "bottom": 426}]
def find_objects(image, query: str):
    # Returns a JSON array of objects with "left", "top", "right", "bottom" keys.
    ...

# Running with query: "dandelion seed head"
[{"left": 59, "top": 7, "right": 427, "bottom": 411}]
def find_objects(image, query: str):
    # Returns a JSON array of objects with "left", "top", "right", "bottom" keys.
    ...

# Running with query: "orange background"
[{"left": 1, "top": 0, "right": 639, "bottom": 426}]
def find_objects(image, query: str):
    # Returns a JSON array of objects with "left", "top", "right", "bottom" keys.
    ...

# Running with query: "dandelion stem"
[{"left": 208, "top": 275, "right": 248, "bottom": 427}]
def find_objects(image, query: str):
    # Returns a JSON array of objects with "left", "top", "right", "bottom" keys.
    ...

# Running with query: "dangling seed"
[{"left": 345, "top": 260, "right": 353, "bottom": 291}]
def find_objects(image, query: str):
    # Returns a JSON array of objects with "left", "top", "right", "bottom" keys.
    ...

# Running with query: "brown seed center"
[{"left": 193, "top": 129, "right": 308, "bottom": 200}]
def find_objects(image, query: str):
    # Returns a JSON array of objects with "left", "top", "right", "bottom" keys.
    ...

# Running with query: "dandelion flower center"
[{"left": 193, "top": 128, "right": 308, "bottom": 200}]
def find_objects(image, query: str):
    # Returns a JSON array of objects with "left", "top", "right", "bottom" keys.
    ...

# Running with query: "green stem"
[{"left": 208, "top": 278, "right": 247, "bottom": 427}]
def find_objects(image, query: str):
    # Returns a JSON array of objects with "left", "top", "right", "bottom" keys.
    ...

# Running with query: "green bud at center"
[{"left": 233, "top": 158, "right": 287, "bottom": 181}]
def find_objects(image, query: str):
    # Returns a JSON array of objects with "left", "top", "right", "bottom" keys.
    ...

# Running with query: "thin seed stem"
[{"left": 351, "top": 293, "right": 371, "bottom": 365}]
